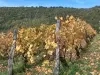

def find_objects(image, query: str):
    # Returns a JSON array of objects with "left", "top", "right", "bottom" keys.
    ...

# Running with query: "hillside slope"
[{"left": 0, "top": 6, "right": 100, "bottom": 32}]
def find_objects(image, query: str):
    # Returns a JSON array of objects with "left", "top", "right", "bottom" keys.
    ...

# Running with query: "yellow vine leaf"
[
  {"left": 16, "top": 45, "right": 21, "bottom": 51},
  {"left": 69, "top": 15, "right": 74, "bottom": 20},
  {"left": 47, "top": 50, "right": 53, "bottom": 55},
  {"left": 60, "top": 17, "right": 63, "bottom": 20},
  {"left": 45, "top": 45, "right": 49, "bottom": 49},
  {"left": 51, "top": 41, "right": 57, "bottom": 48},
  {"left": 42, "top": 60, "right": 49, "bottom": 66}
]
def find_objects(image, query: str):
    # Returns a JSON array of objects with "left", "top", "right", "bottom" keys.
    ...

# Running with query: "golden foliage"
[{"left": 0, "top": 15, "right": 96, "bottom": 63}]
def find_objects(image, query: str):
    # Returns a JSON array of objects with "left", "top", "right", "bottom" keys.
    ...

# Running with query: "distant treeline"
[{"left": 0, "top": 6, "right": 100, "bottom": 32}]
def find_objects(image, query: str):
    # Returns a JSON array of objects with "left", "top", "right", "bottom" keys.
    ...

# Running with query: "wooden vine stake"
[
  {"left": 54, "top": 20, "right": 61, "bottom": 75},
  {"left": 8, "top": 29, "right": 17, "bottom": 75}
]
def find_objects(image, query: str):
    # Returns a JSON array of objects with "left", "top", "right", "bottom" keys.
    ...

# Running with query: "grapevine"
[{"left": 0, "top": 16, "right": 96, "bottom": 63}]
